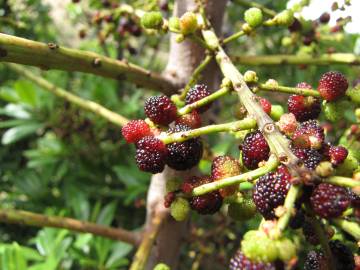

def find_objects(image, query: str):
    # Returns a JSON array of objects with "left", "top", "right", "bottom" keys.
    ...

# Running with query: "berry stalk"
[
  {"left": 192, "top": 154, "right": 279, "bottom": 196},
  {"left": 232, "top": 0, "right": 276, "bottom": 17},
  {"left": 255, "top": 82, "right": 321, "bottom": 97},
  {"left": 332, "top": 219, "right": 360, "bottom": 240},
  {"left": 326, "top": 176, "right": 360, "bottom": 188}
]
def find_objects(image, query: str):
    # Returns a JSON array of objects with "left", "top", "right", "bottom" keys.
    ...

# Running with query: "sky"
[{"left": 287, "top": 0, "right": 360, "bottom": 34}]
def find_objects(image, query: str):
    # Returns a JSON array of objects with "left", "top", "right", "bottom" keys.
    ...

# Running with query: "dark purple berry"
[
  {"left": 242, "top": 130, "right": 270, "bottom": 170},
  {"left": 185, "top": 84, "right": 212, "bottom": 113},
  {"left": 135, "top": 136, "right": 167, "bottom": 173},
  {"left": 144, "top": 95, "right": 178, "bottom": 125}
]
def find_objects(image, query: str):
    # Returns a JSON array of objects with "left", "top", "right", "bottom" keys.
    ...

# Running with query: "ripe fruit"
[
  {"left": 302, "top": 220, "right": 320, "bottom": 245},
  {"left": 170, "top": 197, "right": 190, "bottom": 221},
  {"left": 291, "top": 146, "right": 322, "bottom": 169},
  {"left": 211, "top": 155, "right": 241, "bottom": 197},
  {"left": 329, "top": 145, "right": 348, "bottom": 166},
  {"left": 164, "top": 192, "right": 176, "bottom": 208},
  {"left": 288, "top": 18, "right": 302, "bottom": 32},
  {"left": 329, "top": 240, "right": 355, "bottom": 270},
  {"left": 304, "top": 251, "right": 327, "bottom": 270},
  {"left": 319, "top": 12, "right": 330, "bottom": 24},
  {"left": 175, "top": 110, "right": 201, "bottom": 129},
  {"left": 242, "top": 130, "right": 270, "bottom": 169},
  {"left": 310, "top": 183, "right": 350, "bottom": 218},
  {"left": 185, "top": 84, "right": 212, "bottom": 113},
  {"left": 318, "top": 71, "right": 348, "bottom": 101},
  {"left": 229, "top": 251, "right": 276, "bottom": 270},
  {"left": 190, "top": 191, "right": 223, "bottom": 215},
  {"left": 252, "top": 168, "right": 291, "bottom": 219},
  {"left": 181, "top": 176, "right": 207, "bottom": 193},
  {"left": 244, "top": 7, "right": 263, "bottom": 28},
  {"left": 135, "top": 136, "right": 167, "bottom": 173},
  {"left": 144, "top": 95, "right": 178, "bottom": 125},
  {"left": 259, "top": 97, "right": 272, "bottom": 115},
  {"left": 292, "top": 120, "right": 324, "bottom": 149},
  {"left": 121, "top": 119, "right": 152, "bottom": 143},
  {"left": 288, "top": 82, "right": 321, "bottom": 122},
  {"left": 166, "top": 124, "right": 203, "bottom": 170}
]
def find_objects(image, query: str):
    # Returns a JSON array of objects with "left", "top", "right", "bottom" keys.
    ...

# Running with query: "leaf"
[
  {"left": 96, "top": 201, "right": 117, "bottom": 226},
  {"left": 14, "top": 80, "right": 37, "bottom": 107},
  {"left": 0, "top": 104, "right": 31, "bottom": 119},
  {"left": 105, "top": 242, "right": 132, "bottom": 268},
  {"left": 2, "top": 123, "right": 43, "bottom": 145},
  {"left": 0, "top": 86, "right": 20, "bottom": 103}
]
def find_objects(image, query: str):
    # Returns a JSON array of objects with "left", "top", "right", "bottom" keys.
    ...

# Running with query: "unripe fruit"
[
  {"left": 346, "top": 85, "right": 360, "bottom": 104},
  {"left": 243, "top": 70, "right": 258, "bottom": 83},
  {"left": 323, "top": 99, "right": 349, "bottom": 122},
  {"left": 244, "top": 8, "right": 263, "bottom": 28},
  {"left": 170, "top": 197, "right": 190, "bottom": 221},
  {"left": 179, "top": 12, "right": 198, "bottom": 35},
  {"left": 154, "top": 263, "right": 170, "bottom": 270},
  {"left": 141, "top": 12, "right": 163, "bottom": 29},
  {"left": 274, "top": 10, "right": 294, "bottom": 26},
  {"left": 275, "top": 238, "right": 297, "bottom": 262},
  {"left": 166, "top": 178, "right": 182, "bottom": 192},
  {"left": 335, "top": 153, "right": 358, "bottom": 176},
  {"left": 168, "top": 17, "right": 180, "bottom": 32},
  {"left": 270, "top": 104, "right": 284, "bottom": 121},
  {"left": 228, "top": 198, "right": 256, "bottom": 221}
]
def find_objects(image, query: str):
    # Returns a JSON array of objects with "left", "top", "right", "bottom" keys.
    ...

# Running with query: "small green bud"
[
  {"left": 168, "top": 17, "right": 180, "bottom": 32},
  {"left": 244, "top": 8, "right": 263, "bottom": 28},
  {"left": 170, "top": 197, "right": 190, "bottom": 221},
  {"left": 141, "top": 11, "right": 164, "bottom": 29},
  {"left": 265, "top": 79, "right": 279, "bottom": 89},
  {"left": 179, "top": 12, "right": 198, "bottom": 35},
  {"left": 228, "top": 198, "right": 256, "bottom": 221},
  {"left": 166, "top": 178, "right": 182, "bottom": 192},
  {"left": 175, "top": 34, "right": 185, "bottom": 43},
  {"left": 241, "top": 23, "right": 253, "bottom": 33},
  {"left": 323, "top": 99, "right": 349, "bottom": 122},
  {"left": 356, "top": 108, "right": 360, "bottom": 120},
  {"left": 270, "top": 105, "right": 284, "bottom": 121},
  {"left": 275, "top": 238, "right": 297, "bottom": 262},
  {"left": 274, "top": 10, "right": 295, "bottom": 26},
  {"left": 153, "top": 263, "right": 170, "bottom": 270},
  {"left": 243, "top": 70, "right": 258, "bottom": 83},
  {"left": 346, "top": 85, "right": 360, "bottom": 104},
  {"left": 335, "top": 153, "right": 359, "bottom": 176}
]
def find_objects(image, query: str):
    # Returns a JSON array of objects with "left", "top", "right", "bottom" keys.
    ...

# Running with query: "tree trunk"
[{"left": 145, "top": 1, "right": 228, "bottom": 269}]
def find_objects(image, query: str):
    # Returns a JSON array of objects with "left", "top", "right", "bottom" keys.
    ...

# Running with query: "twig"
[
  {"left": 8, "top": 64, "right": 129, "bottom": 127},
  {"left": 0, "top": 208, "right": 140, "bottom": 246},
  {"left": 0, "top": 33, "right": 177, "bottom": 94},
  {"left": 256, "top": 83, "right": 321, "bottom": 97},
  {"left": 223, "top": 31, "right": 245, "bottom": 44},
  {"left": 232, "top": 0, "right": 277, "bottom": 17},
  {"left": 333, "top": 219, "right": 360, "bottom": 240},
  {"left": 325, "top": 176, "right": 360, "bottom": 188}
]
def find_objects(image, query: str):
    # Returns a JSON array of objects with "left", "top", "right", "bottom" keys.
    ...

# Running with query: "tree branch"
[
  {"left": 8, "top": 63, "right": 129, "bottom": 127},
  {"left": 0, "top": 208, "right": 140, "bottom": 246},
  {"left": 0, "top": 33, "right": 177, "bottom": 94},
  {"left": 232, "top": 53, "right": 360, "bottom": 66}
]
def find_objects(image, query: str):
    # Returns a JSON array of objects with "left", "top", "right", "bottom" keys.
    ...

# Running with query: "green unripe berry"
[
  {"left": 153, "top": 263, "right": 170, "bottom": 270},
  {"left": 166, "top": 178, "right": 182, "bottom": 192},
  {"left": 141, "top": 12, "right": 164, "bottom": 29},
  {"left": 169, "top": 17, "right": 180, "bottom": 32},
  {"left": 179, "top": 12, "right": 198, "bottom": 35},
  {"left": 275, "top": 238, "right": 297, "bottom": 262},
  {"left": 270, "top": 104, "right": 284, "bottom": 121},
  {"left": 315, "top": 161, "right": 334, "bottom": 177},
  {"left": 281, "top": 36, "right": 292, "bottom": 47},
  {"left": 170, "top": 197, "right": 190, "bottom": 221},
  {"left": 346, "top": 85, "right": 360, "bottom": 104},
  {"left": 228, "top": 198, "right": 256, "bottom": 221},
  {"left": 274, "top": 10, "right": 295, "bottom": 26},
  {"left": 244, "top": 8, "right": 263, "bottom": 28},
  {"left": 175, "top": 34, "right": 185, "bottom": 43},
  {"left": 335, "top": 153, "right": 358, "bottom": 176},
  {"left": 243, "top": 70, "right": 258, "bottom": 83},
  {"left": 323, "top": 99, "right": 349, "bottom": 122}
]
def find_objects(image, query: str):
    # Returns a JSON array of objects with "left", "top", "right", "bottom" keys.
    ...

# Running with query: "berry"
[
  {"left": 121, "top": 119, "right": 152, "bottom": 143},
  {"left": 179, "top": 12, "right": 198, "bottom": 35},
  {"left": 164, "top": 192, "right": 176, "bottom": 208},
  {"left": 170, "top": 197, "right": 190, "bottom": 221},
  {"left": 211, "top": 155, "right": 241, "bottom": 197},
  {"left": 329, "top": 240, "right": 355, "bottom": 270},
  {"left": 175, "top": 110, "right": 201, "bottom": 129},
  {"left": 144, "top": 95, "right": 178, "bottom": 125},
  {"left": 278, "top": 113, "right": 298, "bottom": 136},
  {"left": 242, "top": 130, "right": 270, "bottom": 170},
  {"left": 329, "top": 145, "right": 348, "bottom": 165},
  {"left": 153, "top": 263, "right": 170, "bottom": 270},
  {"left": 229, "top": 251, "right": 276, "bottom": 270},
  {"left": 292, "top": 120, "right": 324, "bottom": 149},
  {"left": 304, "top": 251, "right": 327, "bottom": 270},
  {"left": 244, "top": 7, "right": 263, "bottom": 28},
  {"left": 319, "top": 12, "right": 330, "bottom": 24},
  {"left": 252, "top": 169, "right": 291, "bottom": 219},
  {"left": 190, "top": 191, "right": 223, "bottom": 215},
  {"left": 291, "top": 146, "right": 322, "bottom": 169},
  {"left": 166, "top": 124, "right": 203, "bottom": 170},
  {"left": 141, "top": 11, "right": 163, "bottom": 29},
  {"left": 181, "top": 176, "right": 208, "bottom": 193},
  {"left": 274, "top": 10, "right": 294, "bottom": 26},
  {"left": 135, "top": 136, "right": 167, "bottom": 173},
  {"left": 310, "top": 183, "right": 350, "bottom": 218},
  {"left": 287, "top": 83, "right": 321, "bottom": 122},
  {"left": 288, "top": 18, "right": 302, "bottom": 32},
  {"left": 228, "top": 198, "right": 256, "bottom": 221},
  {"left": 185, "top": 84, "right": 212, "bottom": 113},
  {"left": 318, "top": 71, "right": 348, "bottom": 101},
  {"left": 349, "top": 191, "right": 360, "bottom": 209},
  {"left": 259, "top": 97, "right": 272, "bottom": 115}
]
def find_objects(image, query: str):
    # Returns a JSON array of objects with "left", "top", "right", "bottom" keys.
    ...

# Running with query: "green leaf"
[
  {"left": 14, "top": 80, "right": 37, "bottom": 107},
  {"left": 2, "top": 123, "right": 42, "bottom": 145},
  {"left": 0, "top": 86, "right": 20, "bottom": 103},
  {"left": 96, "top": 201, "right": 117, "bottom": 226},
  {"left": 0, "top": 104, "right": 31, "bottom": 119}
]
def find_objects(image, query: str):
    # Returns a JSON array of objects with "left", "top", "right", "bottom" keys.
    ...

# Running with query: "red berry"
[
  {"left": 292, "top": 120, "right": 324, "bottom": 149},
  {"left": 304, "top": 251, "right": 327, "bottom": 270},
  {"left": 121, "top": 119, "right": 152, "bottom": 143},
  {"left": 211, "top": 155, "right": 241, "bottom": 197},
  {"left": 164, "top": 192, "right": 176, "bottom": 208},
  {"left": 230, "top": 251, "right": 276, "bottom": 270},
  {"left": 144, "top": 95, "right": 178, "bottom": 125},
  {"left": 190, "top": 191, "right": 223, "bottom": 215},
  {"left": 318, "top": 71, "right": 348, "bottom": 101},
  {"left": 291, "top": 146, "right": 322, "bottom": 169},
  {"left": 185, "top": 84, "right": 212, "bottom": 113},
  {"left": 242, "top": 130, "right": 270, "bottom": 170},
  {"left": 252, "top": 168, "right": 291, "bottom": 219},
  {"left": 310, "top": 183, "right": 350, "bottom": 218},
  {"left": 328, "top": 145, "right": 348, "bottom": 166},
  {"left": 135, "top": 136, "right": 167, "bottom": 173},
  {"left": 319, "top": 12, "right": 330, "bottom": 24},
  {"left": 166, "top": 124, "right": 203, "bottom": 170},
  {"left": 175, "top": 110, "right": 202, "bottom": 129},
  {"left": 259, "top": 97, "right": 272, "bottom": 115}
]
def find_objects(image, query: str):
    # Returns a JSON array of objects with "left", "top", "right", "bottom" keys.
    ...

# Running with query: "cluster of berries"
[{"left": 122, "top": 84, "right": 211, "bottom": 174}]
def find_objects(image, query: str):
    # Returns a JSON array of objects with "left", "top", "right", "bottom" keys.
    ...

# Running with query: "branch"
[
  {"left": 333, "top": 219, "right": 360, "bottom": 240},
  {"left": 8, "top": 64, "right": 129, "bottom": 127},
  {"left": 0, "top": 33, "right": 177, "bottom": 94},
  {"left": 232, "top": 0, "right": 276, "bottom": 17},
  {"left": 232, "top": 53, "right": 360, "bottom": 66},
  {"left": 0, "top": 208, "right": 140, "bottom": 246}
]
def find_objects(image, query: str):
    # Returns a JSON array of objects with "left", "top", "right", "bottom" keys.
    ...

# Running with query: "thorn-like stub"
[
  {"left": 48, "top": 43, "right": 59, "bottom": 50},
  {"left": 263, "top": 123, "right": 275, "bottom": 134},
  {"left": 0, "top": 47, "right": 7, "bottom": 57},
  {"left": 279, "top": 154, "right": 289, "bottom": 164},
  {"left": 92, "top": 58, "right": 102, "bottom": 68}
]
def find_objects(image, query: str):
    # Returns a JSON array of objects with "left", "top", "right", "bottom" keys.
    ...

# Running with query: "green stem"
[
  {"left": 179, "top": 55, "right": 213, "bottom": 100},
  {"left": 223, "top": 31, "right": 245, "bottom": 44},
  {"left": 8, "top": 64, "right": 129, "bottom": 127},
  {"left": 232, "top": 0, "right": 277, "bottom": 17},
  {"left": 192, "top": 154, "right": 279, "bottom": 196},
  {"left": 178, "top": 86, "right": 231, "bottom": 115},
  {"left": 333, "top": 219, "right": 360, "bottom": 240},
  {"left": 159, "top": 118, "right": 257, "bottom": 144},
  {"left": 0, "top": 33, "right": 177, "bottom": 94},
  {"left": 257, "top": 83, "right": 321, "bottom": 97},
  {"left": 326, "top": 176, "right": 360, "bottom": 188},
  {"left": 189, "top": 35, "right": 213, "bottom": 50},
  {"left": 232, "top": 53, "right": 360, "bottom": 66}
]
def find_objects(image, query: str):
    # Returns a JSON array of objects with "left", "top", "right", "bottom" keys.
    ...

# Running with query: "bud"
[
  {"left": 170, "top": 197, "right": 190, "bottom": 221},
  {"left": 270, "top": 104, "right": 284, "bottom": 121},
  {"left": 175, "top": 34, "right": 185, "bottom": 43},
  {"left": 277, "top": 113, "right": 298, "bottom": 136},
  {"left": 244, "top": 7, "right": 263, "bottom": 28},
  {"left": 168, "top": 17, "right": 180, "bottom": 32},
  {"left": 141, "top": 11, "right": 163, "bottom": 29},
  {"left": 243, "top": 70, "right": 258, "bottom": 83},
  {"left": 154, "top": 263, "right": 170, "bottom": 270},
  {"left": 179, "top": 12, "right": 198, "bottom": 35},
  {"left": 265, "top": 78, "right": 279, "bottom": 89},
  {"left": 347, "top": 85, "right": 360, "bottom": 104},
  {"left": 274, "top": 10, "right": 295, "bottom": 26}
]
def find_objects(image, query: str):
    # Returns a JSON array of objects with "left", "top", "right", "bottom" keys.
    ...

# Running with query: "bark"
[{"left": 145, "top": 1, "right": 228, "bottom": 269}]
